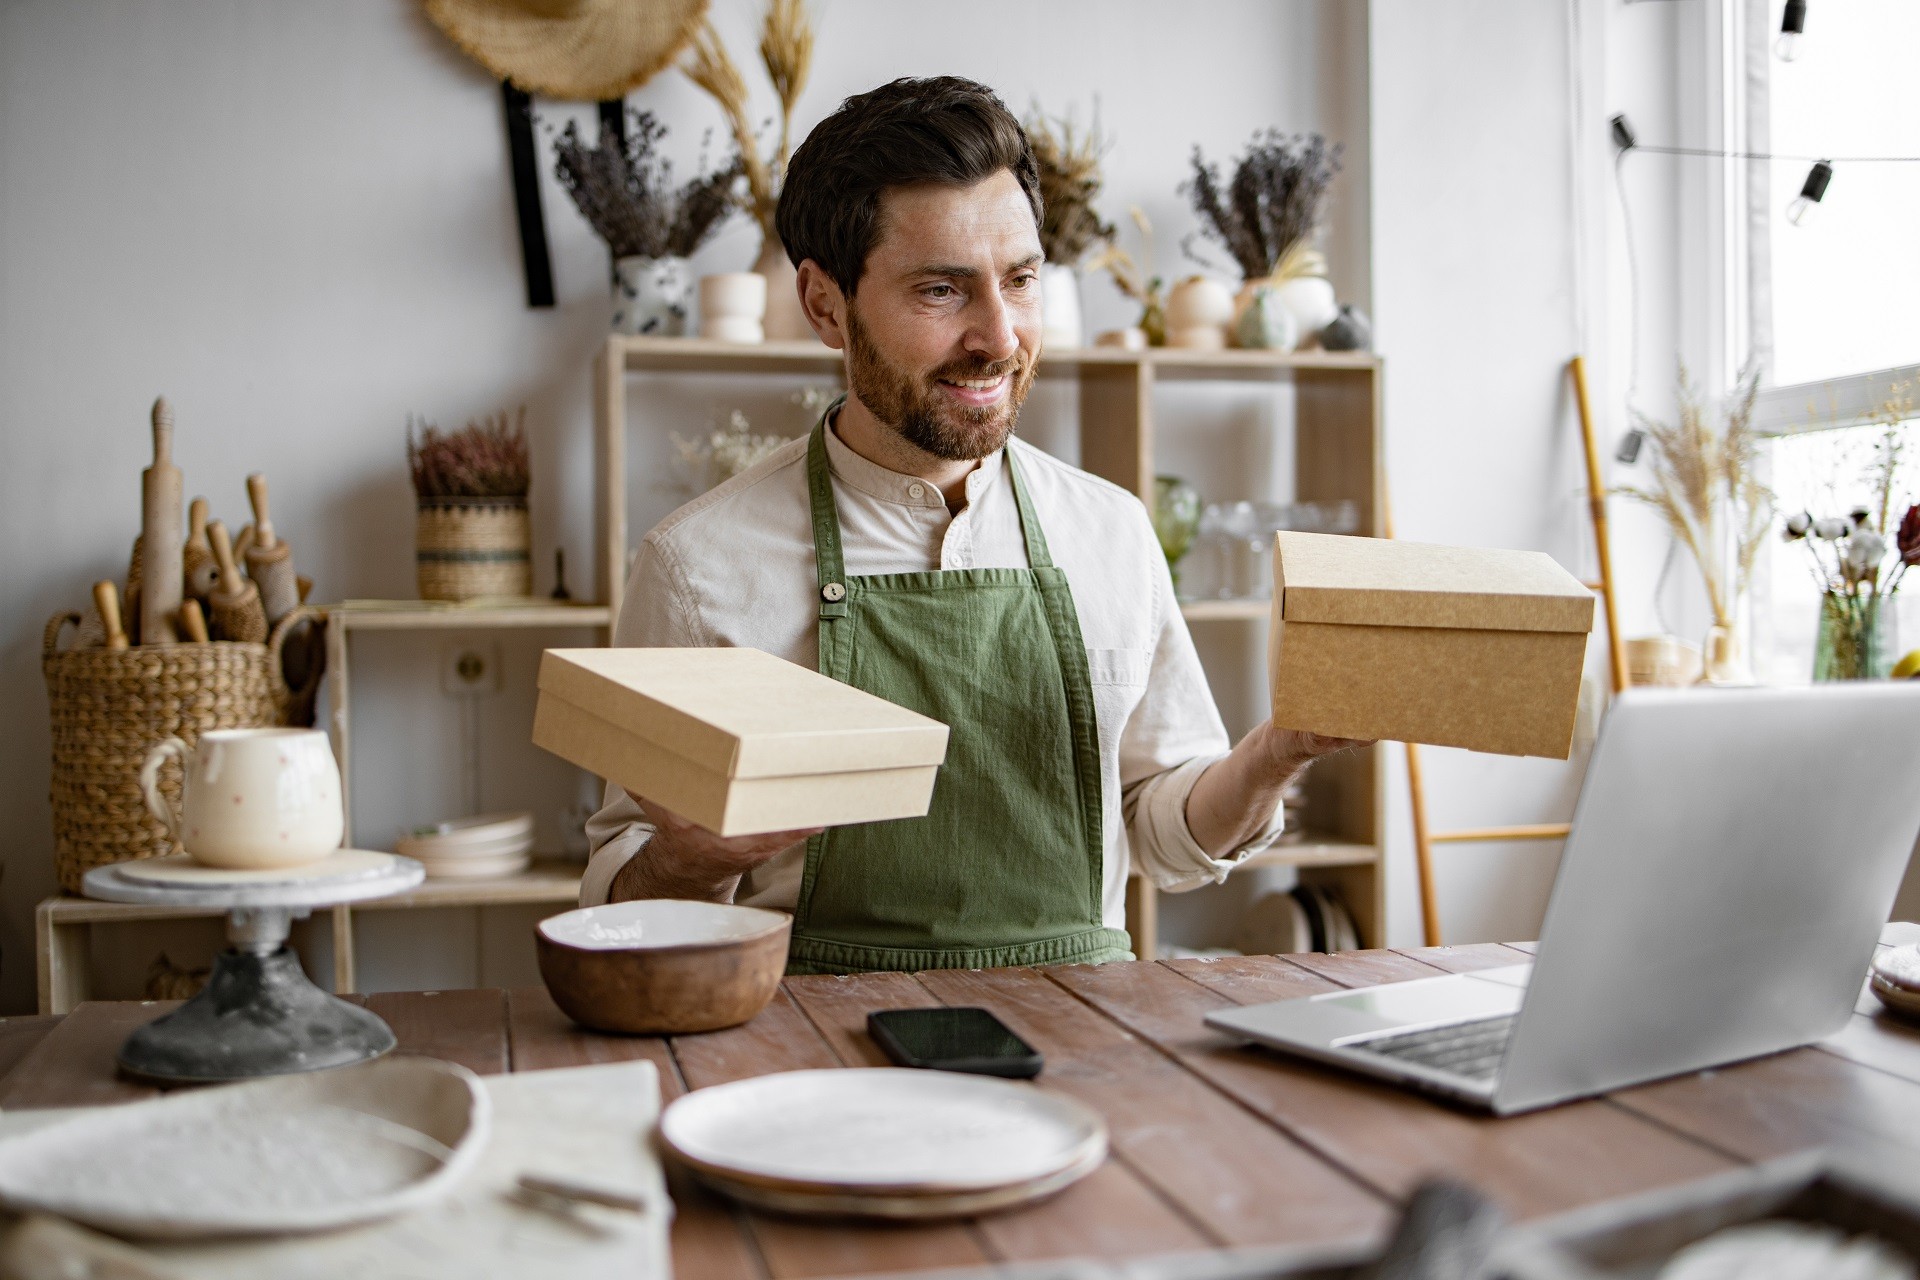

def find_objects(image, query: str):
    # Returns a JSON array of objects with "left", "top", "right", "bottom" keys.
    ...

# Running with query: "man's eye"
[
  {"left": 924, "top": 284, "right": 954, "bottom": 300},
  {"left": 1009, "top": 274, "right": 1037, "bottom": 290}
]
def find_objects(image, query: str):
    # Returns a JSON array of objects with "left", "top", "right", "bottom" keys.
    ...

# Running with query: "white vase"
[
  {"left": 611, "top": 255, "right": 691, "bottom": 336},
  {"left": 754, "top": 237, "right": 814, "bottom": 343},
  {"left": 699, "top": 272, "right": 767, "bottom": 344},
  {"left": 1231, "top": 282, "right": 1300, "bottom": 351},
  {"left": 1164, "top": 276, "right": 1235, "bottom": 350},
  {"left": 1040, "top": 263, "right": 1084, "bottom": 350},
  {"left": 1274, "top": 276, "right": 1338, "bottom": 339}
]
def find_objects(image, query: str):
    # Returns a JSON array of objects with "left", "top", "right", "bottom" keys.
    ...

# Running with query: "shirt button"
[
  {"left": 821, "top": 582, "right": 846, "bottom": 602},
  {"left": 908, "top": 483, "right": 925, "bottom": 500}
]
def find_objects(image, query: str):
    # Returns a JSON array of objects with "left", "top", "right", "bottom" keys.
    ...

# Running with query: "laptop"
[{"left": 1206, "top": 683, "right": 1920, "bottom": 1114}]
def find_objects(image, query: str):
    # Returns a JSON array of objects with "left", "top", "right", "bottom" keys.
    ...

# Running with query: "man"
[{"left": 583, "top": 77, "right": 1358, "bottom": 974}]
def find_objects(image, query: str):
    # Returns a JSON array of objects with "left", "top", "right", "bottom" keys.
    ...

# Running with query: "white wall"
[{"left": 0, "top": 0, "right": 1371, "bottom": 1011}]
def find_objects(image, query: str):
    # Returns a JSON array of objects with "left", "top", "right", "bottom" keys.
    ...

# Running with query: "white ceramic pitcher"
[{"left": 140, "top": 728, "right": 344, "bottom": 869}]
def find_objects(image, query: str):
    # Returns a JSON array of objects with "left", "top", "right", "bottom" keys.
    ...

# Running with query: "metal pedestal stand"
[{"left": 82, "top": 852, "right": 424, "bottom": 1084}]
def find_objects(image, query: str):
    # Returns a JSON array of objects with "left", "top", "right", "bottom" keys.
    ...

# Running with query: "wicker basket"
[
  {"left": 416, "top": 497, "right": 532, "bottom": 600},
  {"left": 42, "top": 607, "right": 319, "bottom": 893}
]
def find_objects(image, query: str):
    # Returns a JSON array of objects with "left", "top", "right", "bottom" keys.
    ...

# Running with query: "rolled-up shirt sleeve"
[
  {"left": 1118, "top": 548, "right": 1287, "bottom": 893},
  {"left": 578, "top": 536, "right": 701, "bottom": 906}
]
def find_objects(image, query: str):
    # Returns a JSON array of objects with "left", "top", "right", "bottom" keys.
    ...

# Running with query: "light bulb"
[
  {"left": 1786, "top": 160, "right": 1833, "bottom": 226},
  {"left": 1786, "top": 194, "right": 1817, "bottom": 226},
  {"left": 1774, "top": 29, "right": 1802, "bottom": 60},
  {"left": 1777, "top": 0, "right": 1807, "bottom": 61}
]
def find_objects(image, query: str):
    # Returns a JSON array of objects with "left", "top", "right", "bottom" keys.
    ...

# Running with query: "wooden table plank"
[
  {"left": 1821, "top": 1010, "right": 1920, "bottom": 1086},
  {"left": 0, "top": 1016, "right": 63, "bottom": 1087},
  {"left": 364, "top": 988, "right": 508, "bottom": 1076},
  {"left": 502, "top": 988, "right": 769, "bottom": 1280},
  {"left": 1058, "top": 958, "right": 1734, "bottom": 1220},
  {"left": 674, "top": 984, "right": 993, "bottom": 1279},
  {"left": 782, "top": 971, "right": 929, "bottom": 1068},
  {"left": 913, "top": 965, "right": 1387, "bottom": 1254},
  {"left": 1394, "top": 944, "right": 1533, "bottom": 974},
  {"left": 0, "top": 1002, "right": 173, "bottom": 1109}
]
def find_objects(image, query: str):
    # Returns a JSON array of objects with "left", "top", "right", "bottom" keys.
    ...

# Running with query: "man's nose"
[{"left": 963, "top": 287, "right": 1021, "bottom": 364}]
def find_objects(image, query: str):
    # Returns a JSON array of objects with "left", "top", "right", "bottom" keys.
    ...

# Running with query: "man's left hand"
[{"left": 1258, "top": 723, "right": 1374, "bottom": 780}]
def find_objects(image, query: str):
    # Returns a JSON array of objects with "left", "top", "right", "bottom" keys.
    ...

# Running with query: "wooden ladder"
[{"left": 1402, "top": 355, "right": 1629, "bottom": 945}]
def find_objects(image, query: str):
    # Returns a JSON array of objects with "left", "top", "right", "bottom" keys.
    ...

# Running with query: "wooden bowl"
[{"left": 536, "top": 899, "right": 791, "bottom": 1034}]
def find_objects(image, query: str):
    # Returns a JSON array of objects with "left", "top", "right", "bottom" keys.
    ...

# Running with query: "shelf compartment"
[
  {"left": 328, "top": 601, "right": 612, "bottom": 631},
  {"left": 1239, "top": 838, "right": 1378, "bottom": 870},
  {"left": 1180, "top": 599, "right": 1270, "bottom": 622}
]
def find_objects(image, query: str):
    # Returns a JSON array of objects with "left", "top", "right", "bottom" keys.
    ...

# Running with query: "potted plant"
[
  {"left": 1780, "top": 385, "right": 1919, "bottom": 680},
  {"left": 1027, "top": 110, "right": 1113, "bottom": 350},
  {"left": 1181, "top": 130, "right": 1342, "bottom": 347},
  {"left": 409, "top": 411, "right": 533, "bottom": 601},
  {"left": 553, "top": 110, "right": 740, "bottom": 336}
]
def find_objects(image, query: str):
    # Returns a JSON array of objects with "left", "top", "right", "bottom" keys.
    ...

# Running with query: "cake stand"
[{"left": 82, "top": 850, "right": 425, "bottom": 1084}]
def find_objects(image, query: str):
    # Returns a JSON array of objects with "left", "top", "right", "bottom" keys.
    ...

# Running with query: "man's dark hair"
[{"left": 776, "top": 77, "right": 1042, "bottom": 296}]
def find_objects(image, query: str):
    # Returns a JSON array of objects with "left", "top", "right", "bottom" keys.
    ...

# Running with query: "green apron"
[{"left": 785, "top": 418, "right": 1133, "bottom": 975}]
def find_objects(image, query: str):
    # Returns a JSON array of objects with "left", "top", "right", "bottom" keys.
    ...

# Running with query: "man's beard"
[{"left": 844, "top": 305, "right": 1035, "bottom": 461}]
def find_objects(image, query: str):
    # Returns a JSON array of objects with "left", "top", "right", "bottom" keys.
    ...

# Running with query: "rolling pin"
[
  {"left": 244, "top": 473, "right": 301, "bottom": 625},
  {"left": 139, "top": 398, "right": 184, "bottom": 646},
  {"left": 179, "top": 597, "right": 211, "bottom": 643},
  {"left": 93, "top": 581, "right": 129, "bottom": 651},
  {"left": 205, "top": 520, "right": 267, "bottom": 642},
  {"left": 182, "top": 497, "right": 218, "bottom": 600}
]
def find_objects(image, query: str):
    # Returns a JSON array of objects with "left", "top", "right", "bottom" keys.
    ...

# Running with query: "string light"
[
  {"left": 1775, "top": 0, "right": 1807, "bottom": 62},
  {"left": 1785, "top": 161, "right": 1832, "bottom": 226}
]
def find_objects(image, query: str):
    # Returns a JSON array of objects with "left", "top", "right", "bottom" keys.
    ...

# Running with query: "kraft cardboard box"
[
  {"left": 1268, "top": 533, "right": 1595, "bottom": 759},
  {"left": 534, "top": 648, "right": 950, "bottom": 835}
]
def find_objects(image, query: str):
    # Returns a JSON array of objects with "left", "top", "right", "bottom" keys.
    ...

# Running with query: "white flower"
[
  {"left": 1844, "top": 531, "right": 1888, "bottom": 577},
  {"left": 1783, "top": 511, "right": 1812, "bottom": 540},
  {"left": 1813, "top": 517, "right": 1850, "bottom": 540}
]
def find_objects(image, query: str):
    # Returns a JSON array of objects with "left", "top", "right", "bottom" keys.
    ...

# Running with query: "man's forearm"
[
  {"left": 1184, "top": 723, "right": 1311, "bottom": 856},
  {"left": 606, "top": 845, "right": 741, "bottom": 904}
]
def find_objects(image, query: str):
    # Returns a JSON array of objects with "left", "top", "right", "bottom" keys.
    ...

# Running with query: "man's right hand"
[{"left": 606, "top": 792, "right": 822, "bottom": 904}]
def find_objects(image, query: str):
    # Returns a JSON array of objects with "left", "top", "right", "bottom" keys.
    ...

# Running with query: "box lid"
[
  {"left": 1275, "top": 533, "right": 1595, "bottom": 634},
  {"left": 537, "top": 648, "right": 950, "bottom": 779}
]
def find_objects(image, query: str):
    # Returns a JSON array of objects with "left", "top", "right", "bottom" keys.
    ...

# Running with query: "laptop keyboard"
[{"left": 1348, "top": 1015, "right": 1516, "bottom": 1082}]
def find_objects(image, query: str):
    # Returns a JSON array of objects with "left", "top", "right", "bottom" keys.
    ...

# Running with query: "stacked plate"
[
  {"left": 659, "top": 1068, "right": 1107, "bottom": 1219},
  {"left": 1871, "top": 945, "right": 1920, "bottom": 1022},
  {"left": 396, "top": 812, "right": 534, "bottom": 879}
]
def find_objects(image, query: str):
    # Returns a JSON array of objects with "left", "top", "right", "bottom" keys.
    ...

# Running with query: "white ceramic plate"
[
  {"left": 116, "top": 849, "right": 401, "bottom": 887},
  {"left": 0, "top": 1056, "right": 488, "bottom": 1239},
  {"left": 659, "top": 1068, "right": 1107, "bottom": 1194},
  {"left": 689, "top": 1142, "right": 1106, "bottom": 1219},
  {"left": 397, "top": 831, "right": 535, "bottom": 859},
  {"left": 401, "top": 811, "right": 534, "bottom": 845},
  {"left": 540, "top": 898, "right": 792, "bottom": 951},
  {"left": 418, "top": 853, "right": 532, "bottom": 879}
]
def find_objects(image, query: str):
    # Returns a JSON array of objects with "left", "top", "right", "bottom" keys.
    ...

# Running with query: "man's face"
[{"left": 841, "top": 169, "right": 1043, "bottom": 461}]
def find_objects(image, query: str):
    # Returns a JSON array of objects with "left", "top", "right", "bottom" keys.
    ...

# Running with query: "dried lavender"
[
  {"left": 1183, "top": 131, "right": 1342, "bottom": 280},
  {"left": 409, "top": 410, "right": 531, "bottom": 499},
  {"left": 553, "top": 110, "right": 741, "bottom": 260}
]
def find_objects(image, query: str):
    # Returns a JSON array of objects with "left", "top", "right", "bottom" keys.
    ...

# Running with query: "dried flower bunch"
[
  {"left": 673, "top": 408, "right": 800, "bottom": 492},
  {"left": 408, "top": 410, "right": 531, "bottom": 499},
  {"left": 682, "top": 0, "right": 815, "bottom": 242},
  {"left": 1027, "top": 110, "right": 1113, "bottom": 265},
  {"left": 1617, "top": 365, "right": 1771, "bottom": 633},
  {"left": 1085, "top": 206, "right": 1167, "bottom": 344},
  {"left": 553, "top": 110, "right": 741, "bottom": 260},
  {"left": 1780, "top": 382, "right": 1918, "bottom": 601},
  {"left": 1182, "top": 130, "right": 1342, "bottom": 281}
]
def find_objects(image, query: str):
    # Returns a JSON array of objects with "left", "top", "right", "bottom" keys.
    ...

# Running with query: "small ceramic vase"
[
  {"left": 699, "top": 272, "right": 768, "bottom": 344},
  {"left": 1232, "top": 284, "right": 1300, "bottom": 351},
  {"left": 612, "top": 255, "right": 691, "bottom": 336},
  {"left": 753, "top": 236, "right": 813, "bottom": 343},
  {"left": 1275, "top": 275, "right": 1339, "bottom": 336},
  {"left": 1094, "top": 327, "right": 1148, "bottom": 351},
  {"left": 1040, "top": 264, "right": 1084, "bottom": 350},
  {"left": 1165, "top": 276, "right": 1234, "bottom": 350},
  {"left": 1699, "top": 622, "right": 1755, "bottom": 686},
  {"left": 1320, "top": 304, "right": 1373, "bottom": 352}
]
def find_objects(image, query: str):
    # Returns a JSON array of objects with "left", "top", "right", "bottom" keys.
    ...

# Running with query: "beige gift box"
[
  {"left": 1268, "top": 533, "right": 1596, "bottom": 759},
  {"left": 534, "top": 648, "right": 950, "bottom": 836}
]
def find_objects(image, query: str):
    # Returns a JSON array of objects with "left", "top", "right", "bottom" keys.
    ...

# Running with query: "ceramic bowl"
[{"left": 536, "top": 899, "right": 791, "bottom": 1034}]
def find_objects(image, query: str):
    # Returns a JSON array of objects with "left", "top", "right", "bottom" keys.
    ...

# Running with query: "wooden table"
[{"left": 4, "top": 941, "right": 1919, "bottom": 1279}]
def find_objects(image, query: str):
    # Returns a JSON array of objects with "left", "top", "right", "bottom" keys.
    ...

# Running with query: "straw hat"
[{"left": 424, "top": 0, "right": 709, "bottom": 102}]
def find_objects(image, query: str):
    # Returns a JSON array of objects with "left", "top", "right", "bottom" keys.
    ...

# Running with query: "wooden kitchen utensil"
[
  {"left": 244, "top": 473, "right": 300, "bottom": 625},
  {"left": 183, "top": 497, "right": 218, "bottom": 600},
  {"left": 93, "top": 581, "right": 129, "bottom": 651},
  {"left": 206, "top": 521, "right": 266, "bottom": 643},
  {"left": 140, "top": 398, "right": 184, "bottom": 647},
  {"left": 124, "top": 534, "right": 143, "bottom": 644},
  {"left": 178, "top": 598, "right": 211, "bottom": 643}
]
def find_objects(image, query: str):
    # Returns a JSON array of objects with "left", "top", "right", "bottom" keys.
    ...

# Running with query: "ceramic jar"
[
  {"left": 140, "top": 727, "right": 343, "bottom": 869},
  {"left": 1320, "top": 304, "right": 1373, "bottom": 352},
  {"left": 1164, "top": 276, "right": 1235, "bottom": 350},
  {"left": 1275, "top": 276, "right": 1338, "bottom": 337},
  {"left": 699, "top": 272, "right": 768, "bottom": 344},
  {"left": 1040, "top": 264, "right": 1084, "bottom": 350},
  {"left": 612, "top": 255, "right": 691, "bottom": 336},
  {"left": 1232, "top": 284, "right": 1300, "bottom": 351},
  {"left": 753, "top": 237, "right": 813, "bottom": 343}
]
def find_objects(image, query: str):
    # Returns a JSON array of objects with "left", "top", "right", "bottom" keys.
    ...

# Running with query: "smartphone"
[{"left": 866, "top": 1007, "right": 1043, "bottom": 1078}]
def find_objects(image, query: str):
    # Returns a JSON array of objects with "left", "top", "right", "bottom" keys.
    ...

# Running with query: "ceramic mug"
[{"left": 140, "top": 728, "right": 344, "bottom": 869}]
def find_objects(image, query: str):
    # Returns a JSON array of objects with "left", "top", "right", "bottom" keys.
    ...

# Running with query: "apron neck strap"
[{"left": 805, "top": 407, "right": 1057, "bottom": 620}]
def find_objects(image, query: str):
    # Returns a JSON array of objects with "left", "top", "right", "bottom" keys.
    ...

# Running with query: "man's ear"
[{"left": 795, "top": 259, "right": 849, "bottom": 350}]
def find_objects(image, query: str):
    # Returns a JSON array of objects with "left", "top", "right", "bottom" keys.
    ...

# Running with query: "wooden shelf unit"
[{"left": 594, "top": 335, "right": 1388, "bottom": 957}]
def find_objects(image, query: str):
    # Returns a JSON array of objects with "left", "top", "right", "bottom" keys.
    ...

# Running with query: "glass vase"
[
  {"left": 1813, "top": 591, "right": 1897, "bottom": 681},
  {"left": 1152, "top": 476, "right": 1201, "bottom": 595}
]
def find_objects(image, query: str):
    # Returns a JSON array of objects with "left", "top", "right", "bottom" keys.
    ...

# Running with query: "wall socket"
[{"left": 441, "top": 643, "right": 503, "bottom": 697}]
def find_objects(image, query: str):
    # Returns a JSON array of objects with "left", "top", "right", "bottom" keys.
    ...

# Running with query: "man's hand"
[
  {"left": 1185, "top": 721, "right": 1375, "bottom": 858},
  {"left": 607, "top": 793, "right": 822, "bottom": 904}
]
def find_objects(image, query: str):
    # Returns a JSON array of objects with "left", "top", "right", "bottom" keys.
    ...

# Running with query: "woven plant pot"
[
  {"left": 416, "top": 496, "right": 532, "bottom": 601},
  {"left": 42, "top": 607, "right": 319, "bottom": 894}
]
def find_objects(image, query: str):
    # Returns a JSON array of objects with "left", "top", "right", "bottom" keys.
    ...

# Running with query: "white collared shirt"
[{"left": 580, "top": 422, "right": 1286, "bottom": 928}]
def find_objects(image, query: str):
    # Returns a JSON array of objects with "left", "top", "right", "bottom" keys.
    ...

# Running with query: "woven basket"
[
  {"left": 416, "top": 496, "right": 532, "bottom": 600},
  {"left": 42, "top": 607, "right": 319, "bottom": 894}
]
